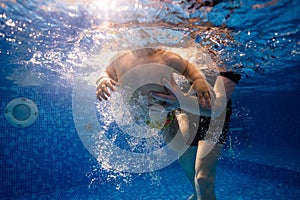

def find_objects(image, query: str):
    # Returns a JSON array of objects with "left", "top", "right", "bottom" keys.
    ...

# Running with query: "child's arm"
[{"left": 164, "top": 53, "right": 214, "bottom": 109}]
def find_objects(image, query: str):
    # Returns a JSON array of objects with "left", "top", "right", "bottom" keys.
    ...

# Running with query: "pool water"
[
  {"left": 9, "top": 160, "right": 300, "bottom": 200},
  {"left": 1, "top": 0, "right": 300, "bottom": 199}
]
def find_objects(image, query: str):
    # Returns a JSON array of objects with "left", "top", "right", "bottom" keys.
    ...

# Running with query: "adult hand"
[
  {"left": 150, "top": 74, "right": 215, "bottom": 110},
  {"left": 96, "top": 77, "right": 118, "bottom": 101},
  {"left": 149, "top": 75, "right": 182, "bottom": 112}
]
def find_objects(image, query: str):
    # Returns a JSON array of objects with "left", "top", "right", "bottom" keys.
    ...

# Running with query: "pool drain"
[{"left": 4, "top": 97, "right": 38, "bottom": 128}]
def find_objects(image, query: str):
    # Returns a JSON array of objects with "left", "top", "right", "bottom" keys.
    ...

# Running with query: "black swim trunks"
[
  {"left": 160, "top": 71, "right": 241, "bottom": 146},
  {"left": 189, "top": 100, "right": 232, "bottom": 145},
  {"left": 189, "top": 71, "right": 241, "bottom": 145}
]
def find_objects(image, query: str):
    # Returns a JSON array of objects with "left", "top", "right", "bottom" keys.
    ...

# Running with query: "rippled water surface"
[{"left": 0, "top": 0, "right": 299, "bottom": 93}]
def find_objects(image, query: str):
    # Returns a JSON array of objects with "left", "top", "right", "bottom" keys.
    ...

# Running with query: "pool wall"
[
  {"left": 237, "top": 90, "right": 300, "bottom": 147},
  {"left": 0, "top": 83, "right": 93, "bottom": 199}
]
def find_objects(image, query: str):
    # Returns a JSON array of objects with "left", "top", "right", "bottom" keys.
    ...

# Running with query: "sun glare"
[{"left": 85, "top": 0, "right": 135, "bottom": 12}]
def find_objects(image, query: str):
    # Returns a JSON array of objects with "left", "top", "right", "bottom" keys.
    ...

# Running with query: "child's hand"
[
  {"left": 96, "top": 77, "right": 118, "bottom": 101},
  {"left": 191, "top": 79, "right": 215, "bottom": 109}
]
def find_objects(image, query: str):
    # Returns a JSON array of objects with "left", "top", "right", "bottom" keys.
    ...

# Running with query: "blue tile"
[{"left": 1, "top": 85, "right": 300, "bottom": 200}]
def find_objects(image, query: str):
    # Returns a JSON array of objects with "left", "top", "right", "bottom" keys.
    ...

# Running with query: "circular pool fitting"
[{"left": 4, "top": 97, "right": 38, "bottom": 128}]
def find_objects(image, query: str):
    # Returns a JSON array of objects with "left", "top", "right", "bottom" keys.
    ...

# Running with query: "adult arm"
[{"left": 151, "top": 72, "right": 240, "bottom": 118}]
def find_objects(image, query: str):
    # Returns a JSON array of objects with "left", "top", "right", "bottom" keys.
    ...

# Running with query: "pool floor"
[
  {"left": 10, "top": 166, "right": 300, "bottom": 200},
  {"left": 9, "top": 148, "right": 300, "bottom": 200}
]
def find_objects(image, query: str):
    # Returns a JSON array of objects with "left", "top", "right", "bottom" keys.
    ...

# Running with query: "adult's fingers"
[
  {"left": 150, "top": 92, "right": 177, "bottom": 103},
  {"left": 161, "top": 77, "right": 178, "bottom": 95}
]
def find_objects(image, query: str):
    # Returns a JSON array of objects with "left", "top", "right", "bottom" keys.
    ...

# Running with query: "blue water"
[{"left": 1, "top": 0, "right": 300, "bottom": 199}]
